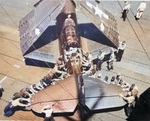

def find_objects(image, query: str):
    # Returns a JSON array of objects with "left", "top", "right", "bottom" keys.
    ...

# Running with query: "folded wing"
[
  {"left": 76, "top": 0, "right": 119, "bottom": 48},
  {"left": 19, "top": 0, "right": 66, "bottom": 67}
]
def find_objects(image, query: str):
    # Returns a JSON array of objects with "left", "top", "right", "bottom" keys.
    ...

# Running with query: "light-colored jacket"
[
  {"left": 137, "top": 2, "right": 146, "bottom": 11},
  {"left": 123, "top": 3, "right": 130, "bottom": 10},
  {"left": 121, "top": 95, "right": 135, "bottom": 104}
]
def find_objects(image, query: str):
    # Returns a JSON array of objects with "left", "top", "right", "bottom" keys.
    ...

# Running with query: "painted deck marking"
[
  {"left": 0, "top": 76, "right": 7, "bottom": 83},
  {"left": 14, "top": 65, "right": 20, "bottom": 68}
]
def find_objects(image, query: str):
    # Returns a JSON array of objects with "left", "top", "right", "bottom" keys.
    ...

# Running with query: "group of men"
[
  {"left": 114, "top": 74, "right": 138, "bottom": 114},
  {"left": 98, "top": 41, "right": 126, "bottom": 72},
  {"left": 80, "top": 49, "right": 139, "bottom": 116},
  {"left": 110, "top": 73, "right": 138, "bottom": 117},
  {"left": 4, "top": 79, "right": 55, "bottom": 120},
  {"left": 3, "top": 38, "right": 132, "bottom": 120},
  {"left": 121, "top": 1, "right": 146, "bottom": 21},
  {"left": 4, "top": 88, "right": 31, "bottom": 117},
  {"left": 78, "top": 41, "right": 127, "bottom": 83},
  {"left": 4, "top": 52, "right": 82, "bottom": 120},
  {"left": 3, "top": 58, "right": 68, "bottom": 119},
  {"left": 99, "top": 72, "right": 138, "bottom": 117},
  {"left": 80, "top": 41, "right": 139, "bottom": 117}
]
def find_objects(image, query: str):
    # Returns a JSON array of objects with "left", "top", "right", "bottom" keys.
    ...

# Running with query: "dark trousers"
[
  {"left": 125, "top": 103, "right": 133, "bottom": 117},
  {"left": 4, "top": 102, "right": 15, "bottom": 117},
  {"left": 96, "top": 60, "right": 103, "bottom": 71},
  {"left": 4, "top": 102, "right": 25, "bottom": 117},
  {"left": 115, "top": 49, "right": 124, "bottom": 62},
  {"left": 0, "top": 88, "right": 4, "bottom": 97},
  {"left": 122, "top": 10, "right": 128, "bottom": 21}
]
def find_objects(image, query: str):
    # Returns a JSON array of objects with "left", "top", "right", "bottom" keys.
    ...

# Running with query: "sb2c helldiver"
[{"left": 19, "top": 0, "right": 125, "bottom": 120}]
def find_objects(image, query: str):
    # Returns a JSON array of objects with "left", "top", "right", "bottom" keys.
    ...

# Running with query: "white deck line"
[{"left": 0, "top": 76, "right": 7, "bottom": 84}]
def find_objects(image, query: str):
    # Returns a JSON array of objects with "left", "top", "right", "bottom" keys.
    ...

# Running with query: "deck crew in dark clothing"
[
  {"left": 115, "top": 41, "right": 126, "bottom": 62},
  {"left": 0, "top": 85, "right": 4, "bottom": 98},
  {"left": 121, "top": 1, "right": 130, "bottom": 21},
  {"left": 4, "top": 98, "right": 30, "bottom": 117}
]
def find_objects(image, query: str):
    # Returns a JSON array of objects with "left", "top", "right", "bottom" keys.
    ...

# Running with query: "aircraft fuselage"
[{"left": 56, "top": 0, "right": 82, "bottom": 74}]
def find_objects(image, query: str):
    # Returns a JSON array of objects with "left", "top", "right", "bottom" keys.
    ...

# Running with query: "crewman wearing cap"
[
  {"left": 121, "top": 1, "right": 130, "bottom": 21},
  {"left": 107, "top": 48, "right": 115, "bottom": 71}
]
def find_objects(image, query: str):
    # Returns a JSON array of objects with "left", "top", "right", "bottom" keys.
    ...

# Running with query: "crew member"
[
  {"left": 4, "top": 98, "right": 30, "bottom": 117},
  {"left": 107, "top": 48, "right": 115, "bottom": 71},
  {"left": 110, "top": 76, "right": 116, "bottom": 84},
  {"left": 13, "top": 88, "right": 31, "bottom": 100},
  {"left": 115, "top": 41, "right": 126, "bottom": 61},
  {"left": 116, "top": 73, "right": 122, "bottom": 85},
  {"left": 135, "top": 1, "right": 146, "bottom": 20},
  {"left": 121, "top": 1, "right": 130, "bottom": 21},
  {"left": 120, "top": 89, "right": 138, "bottom": 116},
  {"left": 41, "top": 104, "right": 54, "bottom": 121},
  {"left": 129, "top": 84, "right": 138, "bottom": 92},
  {"left": 104, "top": 76, "right": 109, "bottom": 83},
  {"left": 96, "top": 51, "right": 104, "bottom": 71}
]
